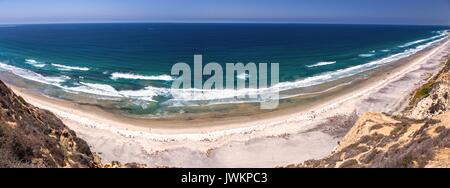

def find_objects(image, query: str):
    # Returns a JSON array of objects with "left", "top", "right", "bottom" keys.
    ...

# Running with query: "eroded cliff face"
[
  {"left": 407, "top": 57, "right": 450, "bottom": 119},
  {"left": 289, "top": 57, "right": 450, "bottom": 168},
  {"left": 0, "top": 81, "right": 101, "bottom": 168},
  {"left": 289, "top": 112, "right": 449, "bottom": 168}
]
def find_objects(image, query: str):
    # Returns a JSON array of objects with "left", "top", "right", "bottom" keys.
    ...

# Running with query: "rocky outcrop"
[
  {"left": 102, "top": 161, "right": 148, "bottom": 168},
  {"left": 289, "top": 57, "right": 450, "bottom": 168},
  {"left": 0, "top": 80, "right": 101, "bottom": 168},
  {"left": 407, "top": 57, "right": 450, "bottom": 119},
  {"left": 288, "top": 112, "right": 449, "bottom": 168},
  {"left": 0, "top": 80, "right": 150, "bottom": 168}
]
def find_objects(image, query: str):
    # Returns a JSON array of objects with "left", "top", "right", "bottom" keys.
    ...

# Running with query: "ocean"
[{"left": 0, "top": 23, "right": 448, "bottom": 117}]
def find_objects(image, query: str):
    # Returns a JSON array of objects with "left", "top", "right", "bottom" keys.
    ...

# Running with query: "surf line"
[{"left": 171, "top": 55, "right": 280, "bottom": 109}]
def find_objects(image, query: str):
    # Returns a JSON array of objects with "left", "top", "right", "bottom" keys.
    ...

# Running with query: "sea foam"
[
  {"left": 273, "top": 32, "right": 448, "bottom": 94},
  {"left": 398, "top": 30, "right": 447, "bottom": 48},
  {"left": 111, "top": 72, "right": 173, "bottom": 81},
  {"left": 358, "top": 53, "right": 375, "bottom": 58},
  {"left": 0, "top": 62, "right": 69, "bottom": 85},
  {"left": 306, "top": 61, "right": 337, "bottom": 68},
  {"left": 51, "top": 63, "right": 90, "bottom": 71},
  {"left": 62, "top": 82, "right": 163, "bottom": 102},
  {"left": 25, "top": 59, "right": 46, "bottom": 68},
  {"left": 62, "top": 82, "right": 123, "bottom": 98}
]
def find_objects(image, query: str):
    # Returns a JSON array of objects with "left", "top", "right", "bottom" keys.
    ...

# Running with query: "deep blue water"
[{"left": 0, "top": 23, "right": 448, "bottom": 114}]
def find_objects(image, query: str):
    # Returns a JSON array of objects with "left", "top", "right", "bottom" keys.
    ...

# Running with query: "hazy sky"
[{"left": 0, "top": 0, "right": 449, "bottom": 25}]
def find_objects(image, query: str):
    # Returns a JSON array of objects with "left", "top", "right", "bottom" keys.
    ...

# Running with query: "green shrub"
[{"left": 412, "top": 82, "right": 434, "bottom": 104}]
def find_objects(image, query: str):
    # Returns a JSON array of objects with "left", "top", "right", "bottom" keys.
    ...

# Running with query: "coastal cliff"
[
  {"left": 0, "top": 81, "right": 149, "bottom": 168},
  {"left": 0, "top": 80, "right": 104, "bottom": 167},
  {"left": 289, "top": 57, "right": 450, "bottom": 168}
]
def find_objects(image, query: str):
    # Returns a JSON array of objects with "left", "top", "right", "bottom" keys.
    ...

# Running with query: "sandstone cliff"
[
  {"left": 0, "top": 80, "right": 149, "bottom": 168},
  {"left": 0, "top": 81, "right": 102, "bottom": 168},
  {"left": 289, "top": 57, "right": 450, "bottom": 168}
]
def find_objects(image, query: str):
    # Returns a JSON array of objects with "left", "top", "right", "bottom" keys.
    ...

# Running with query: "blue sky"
[{"left": 0, "top": 0, "right": 448, "bottom": 25}]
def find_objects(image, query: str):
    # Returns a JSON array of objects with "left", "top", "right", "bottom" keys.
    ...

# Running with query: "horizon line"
[{"left": 1, "top": 20, "right": 449, "bottom": 27}]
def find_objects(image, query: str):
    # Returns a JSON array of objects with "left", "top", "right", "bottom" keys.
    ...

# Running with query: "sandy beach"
[{"left": 3, "top": 37, "right": 450, "bottom": 167}]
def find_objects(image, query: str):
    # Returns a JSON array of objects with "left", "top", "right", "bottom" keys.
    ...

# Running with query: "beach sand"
[{"left": 5, "top": 38, "right": 450, "bottom": 167}]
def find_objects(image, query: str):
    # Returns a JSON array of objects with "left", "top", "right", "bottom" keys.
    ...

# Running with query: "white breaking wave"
[
  {"left": 398, "top": 30, "right": 448, "bottom": 48},
  {"left": 358, "top": 53, "right": 375, "bottom": 57},
  {"left": 272, "top": 33, "right": 448, "bottom": 94},
  {"left": 110, "top": 72, "right": 173, "bottom": 81},
  {"left": 62, "top": 82, "right": 164, "bottom": 102},
  {"left": 0, "top": 62, "right": 69, "bottom": 85},
  {"left": 0, "top": 62, "right": 163, "bottom": 102},
  {"left": 25, "top": 59, "right": 46, "bottom": 68},
  {"left": 399, "top": 39, "right": 428, "bottom": 48},
  {"left": 62, "top": 82, "right": 123, "bottom": 98},
  {"left": 306, "top": 61, "right": 337, "bottom": 68},
  {"left": 45, "top": 76, "right": 70, "bottom": 83},
  {"left": 51, "top": 63, "right": 90, "bottom": 71},
  {"left": 132, "top": 31, "right": 446, "bottom": 105}
]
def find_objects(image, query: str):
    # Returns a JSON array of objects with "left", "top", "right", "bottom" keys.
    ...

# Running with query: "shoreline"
[
  {"left": 5, "top": 39, "right": 450, "bottom": 134},
  {"left": 2, "top": 38, "right": 450, "bottom": 167}
]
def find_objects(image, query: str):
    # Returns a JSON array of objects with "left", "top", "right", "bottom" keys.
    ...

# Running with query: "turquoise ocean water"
[{"left": 0, "top": 23, "right": 448, "bottom": 116}]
